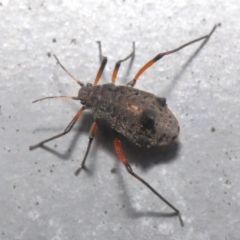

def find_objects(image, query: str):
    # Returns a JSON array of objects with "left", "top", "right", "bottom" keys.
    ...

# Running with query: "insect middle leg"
[
  {"left": 75, "top": 122, "right": 98, "bottom": 176},
  {"left": 29, "top": 106, "right": 86, "bottom": 150},
  {"left": 114, "top": 138, "right": 184, "bottom": 227}
]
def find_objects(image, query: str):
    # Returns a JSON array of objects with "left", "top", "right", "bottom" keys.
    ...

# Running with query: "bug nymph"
[
  {"left": 30, "top": 24, "right": 220, "bottom": 227},
  {"left": 79, "top": 82, "right": 180, "bottom": 148}
]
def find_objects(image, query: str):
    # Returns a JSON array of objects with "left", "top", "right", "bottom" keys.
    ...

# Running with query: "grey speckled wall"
[{"left": 0, "top": 1, "right": 239, "bottom": 239}]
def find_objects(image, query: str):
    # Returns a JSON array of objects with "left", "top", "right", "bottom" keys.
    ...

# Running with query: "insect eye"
[
  {"left": 158, "top": 97, "right": 166, "bottom": 107},
  {"left": 86, "top": 83, "right": 93, "bottom": 87}
]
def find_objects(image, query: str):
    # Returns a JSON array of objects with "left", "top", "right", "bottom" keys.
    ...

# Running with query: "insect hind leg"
[
  {"left": 127, "top": 23, "right": 221, "bottom": 87},
  {"left": 114, "top": 138, "right": 184, "bottom": 227}
]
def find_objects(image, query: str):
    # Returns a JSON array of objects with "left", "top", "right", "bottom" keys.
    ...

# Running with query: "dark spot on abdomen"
[{"left": 140, "top": 109, "right": 156, "bottom": 130}]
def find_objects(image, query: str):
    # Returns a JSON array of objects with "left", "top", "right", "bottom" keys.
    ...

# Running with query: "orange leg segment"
[{"left": 114, "top": 138, "right": 184, "bottom": 226}]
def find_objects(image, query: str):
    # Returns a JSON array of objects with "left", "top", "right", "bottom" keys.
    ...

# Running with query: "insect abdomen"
[{"left": 91, "top": 83, "right": 179, "bottom": 148}]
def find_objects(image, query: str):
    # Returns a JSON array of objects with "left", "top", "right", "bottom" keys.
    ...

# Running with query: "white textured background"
[{"left": 0, "top": 1, "right": 240, "bottom": 240}]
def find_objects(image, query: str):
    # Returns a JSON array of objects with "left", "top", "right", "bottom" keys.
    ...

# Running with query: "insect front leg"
[
  {"left": 29, "top": 106, "right": 86, "bottom": 150},
  {"left": 111, "top": 42, "right": 135, "bottom": 83},
  {"left": 75, "top": 122, "right": 98, "bottom": 176},
  {"left": 94, "top": 41, "right": 108, "bottom": 86},
  {"left": 114, "top": 138, "right": 184, "bottom": 227}
]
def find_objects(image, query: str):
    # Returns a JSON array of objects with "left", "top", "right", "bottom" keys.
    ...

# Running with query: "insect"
[{"left": 30, "top": 24, "right": 220, "bottom": 226}]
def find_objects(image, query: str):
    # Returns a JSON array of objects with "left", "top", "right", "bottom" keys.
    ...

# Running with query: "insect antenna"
[
  {"left": 53, "top": 54, "right": 84, "bottom": 87},
  {"left": 32, "top": 95, "right": 79, "bottom": 103}
]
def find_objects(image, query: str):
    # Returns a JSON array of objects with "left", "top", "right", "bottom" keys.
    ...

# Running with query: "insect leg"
[
  {"left": 94, "top": 41, "right": 108, "bottom": 86},
  {"left": 127, "top": 23, "right": 221, "bottom": 87},
  {"left": 114, "top": 138, "right": 184, "bottom": 227},
  {"left": 29, "top": 106, "right": 86, "bottom": 150},
  {"left": 75, "top": 122, "right": 98, "bottom": 176},
  {"left": 111, "top": 42, "right": 135, "bottom": 83}
]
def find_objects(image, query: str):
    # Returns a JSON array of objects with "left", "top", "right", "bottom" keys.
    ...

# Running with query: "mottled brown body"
[{"left": 78, "top": 83, "right": 179, "bottom": 148}]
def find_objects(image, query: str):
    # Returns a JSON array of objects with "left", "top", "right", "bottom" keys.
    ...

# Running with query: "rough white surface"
[{"left": 0, "top": 1, "right": 239, "bottom": 239}]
